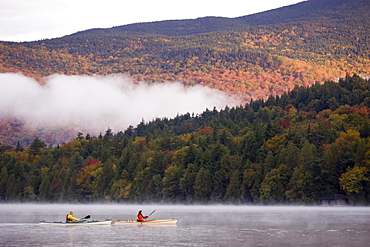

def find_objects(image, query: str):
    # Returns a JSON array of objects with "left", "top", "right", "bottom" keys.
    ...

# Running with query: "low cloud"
[{"left": 0, "top": 73, "right": 240, "bottom": 137}]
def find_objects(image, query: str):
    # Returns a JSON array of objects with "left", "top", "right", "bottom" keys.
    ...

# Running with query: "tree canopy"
[{"left": 1, "top": 75, "right": 370, "bottom": 205}]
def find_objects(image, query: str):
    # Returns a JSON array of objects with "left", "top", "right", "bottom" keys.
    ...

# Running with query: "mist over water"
[
  {"left": 0, "top": 73, "right": 240, "bottom": 136},
  {"left": 0, "top": 204, "right": 369, "bottom": 247}
]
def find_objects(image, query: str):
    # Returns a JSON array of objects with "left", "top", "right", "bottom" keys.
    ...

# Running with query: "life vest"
[
  {"left": 66, "top": 214, "right": 73, "bottom": 222},
  {"left": 137, "top": 214, "right": 143, "bottom": 222},
  {"left": 137, "top": 214, "right": 148, "bottom": 222}
]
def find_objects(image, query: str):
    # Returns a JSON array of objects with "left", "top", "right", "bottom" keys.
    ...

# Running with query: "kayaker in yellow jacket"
[{"left": 66, "top": 210, "right": 80, "bottom": 222}]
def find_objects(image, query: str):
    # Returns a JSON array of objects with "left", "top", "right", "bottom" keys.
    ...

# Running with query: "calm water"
[{"left": 0, "top": 204, "right": 369, "bottom": 247}]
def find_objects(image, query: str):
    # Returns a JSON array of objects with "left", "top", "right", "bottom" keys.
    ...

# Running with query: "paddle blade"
[{"left": 84, "top": 215, "right": 91, "bottom": 219}]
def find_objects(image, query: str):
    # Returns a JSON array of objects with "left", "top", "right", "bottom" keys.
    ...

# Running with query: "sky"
[{"left": 0, "top": 0, "right": 304, "bottom": 42}]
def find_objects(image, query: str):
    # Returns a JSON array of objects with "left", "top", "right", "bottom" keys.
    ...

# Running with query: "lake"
[{"left": 0, "top": 204, "right": 369, "bottom": 246}]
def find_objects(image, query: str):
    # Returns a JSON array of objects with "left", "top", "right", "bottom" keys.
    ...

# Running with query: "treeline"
[
  {"left": 1, "top": 75, "right": 370, "bottom": 204},
  {"left": 71, "top": 17, "right": 249, "bottom": 37}
]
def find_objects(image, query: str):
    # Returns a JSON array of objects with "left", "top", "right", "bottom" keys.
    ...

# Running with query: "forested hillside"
[
  {"left": 0, "top": 0, "right": 370, "bottom": 204},
  {"left": 1, "top": 75, "right": 370, "bottom": 204}
]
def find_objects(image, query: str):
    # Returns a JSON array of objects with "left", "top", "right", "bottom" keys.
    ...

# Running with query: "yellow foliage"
[
  {"left": 264, "top": 134, "right": 288, "bottom": 153},
  {"left": 335, "top": 129, "right": 361, "bottom": 150},
  {"left": 339, "top": 166, "right": 369, "bottom": 194},
  {"left": 133, "top": 136, "right": 146, "bottom": 144},
  {"left": 40, "top": 167, "right": 49, "bottom": 176}
]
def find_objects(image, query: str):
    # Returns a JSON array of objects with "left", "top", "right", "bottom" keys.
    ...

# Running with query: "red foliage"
[
  {"left": 198, "top": 127, "right": 214, "bottom": 135},
  {"left": 335, "top": 105, "right": 370, "bottom": 117},
  {"left": 85, "top": 160, "right": 100, "bottom": 167},
  {"left": 138, "top": 140, "right": 147, "bottom": 146},
  {"left": 50, "top": 180, "right": 60, "bottom": 196},
  {"left": 279, "top": 119, "right": 291, "bottom": 129},
  {"left": 164, "top": 150, "right": 176, "bottom": 155}
]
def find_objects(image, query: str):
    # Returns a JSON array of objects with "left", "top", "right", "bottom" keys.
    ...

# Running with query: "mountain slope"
[
  {"left": 0, "top": 0, "right": 369, "bottom": 147},
  {"left": 1, "top": 0, "right": 369, "bottom": 102}
]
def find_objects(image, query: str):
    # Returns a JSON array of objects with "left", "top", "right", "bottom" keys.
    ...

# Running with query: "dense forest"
[
  {"left": 1, "top": 75, "right": 370, "bottom": 204},
  {"left": 0, "top": 0, "right": 370, "bottom": 204}
]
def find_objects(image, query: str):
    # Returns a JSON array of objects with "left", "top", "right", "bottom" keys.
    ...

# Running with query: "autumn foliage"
[{"left": 0, "top": 75, "right": 370, "bottom": 204}]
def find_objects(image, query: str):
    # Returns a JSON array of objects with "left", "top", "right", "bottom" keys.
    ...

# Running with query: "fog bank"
[{"left": 0, "top": 73, "right": 240, "bottom": 137}]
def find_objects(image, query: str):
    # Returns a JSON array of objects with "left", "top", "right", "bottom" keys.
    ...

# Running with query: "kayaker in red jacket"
[{"left": 137, "top": 210, "right": 148, "bottom": 222}]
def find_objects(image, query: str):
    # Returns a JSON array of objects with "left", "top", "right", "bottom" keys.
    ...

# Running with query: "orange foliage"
[{"left": 198, "top": 127, "right": 214, "bottom": 135}]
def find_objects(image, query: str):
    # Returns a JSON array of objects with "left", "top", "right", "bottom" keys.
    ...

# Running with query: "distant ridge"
[
  {"left": 68, "top": 0, "right": 369, "bottom": 37},
  {"left": 69, "top": 16, "right": 247, "bottom": 37}
]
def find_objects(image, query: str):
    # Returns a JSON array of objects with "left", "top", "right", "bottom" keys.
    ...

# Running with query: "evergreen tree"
[
  {"left": 28, "top": 137, "right": 46, "bottom": 156},
  {"left": 146, "top": 174, "right": 163, "bottom": 202},
  {"left": 225, "top": 170, "right": 242, "bottom": 203},
  {"left": 162, "top": 166, "right": 183, "bottom": 202},
  {"left": 193, "top": 168, "right": 212, "bottom": 202},
  {"left": 0, "top": 167, "right": 9, "bottom": 200},
  {"left": 15, "top": 141, "right": 24, "bottom": 152},
  {"left": 179, "top": 163, "right": 198, "bottom": 202}
]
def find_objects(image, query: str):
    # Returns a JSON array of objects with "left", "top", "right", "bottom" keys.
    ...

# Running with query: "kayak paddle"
[{"left": 148, "top": 210, "right": 156, "bottom": 217}]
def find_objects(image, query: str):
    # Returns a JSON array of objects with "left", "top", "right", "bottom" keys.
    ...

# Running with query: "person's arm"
[{"left": 68, "top": 215, "right": 80, "bottom": 221}]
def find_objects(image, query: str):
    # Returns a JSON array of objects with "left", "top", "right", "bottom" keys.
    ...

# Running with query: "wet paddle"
[{"left": 82, "top": 215, "right": 90, "bottom": 219}]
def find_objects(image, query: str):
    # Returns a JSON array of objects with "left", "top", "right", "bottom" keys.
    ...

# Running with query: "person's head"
[
  {"left": 69, "top": 210, "right": 73, "bottom": 215},
  {"left": 138, "top": 210, "right": 142, "bottom": 214}
]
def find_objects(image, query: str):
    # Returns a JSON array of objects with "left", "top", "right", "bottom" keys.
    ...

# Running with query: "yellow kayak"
[{"left": 114, "top": 219, "right": 178, "bottom": 225}]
